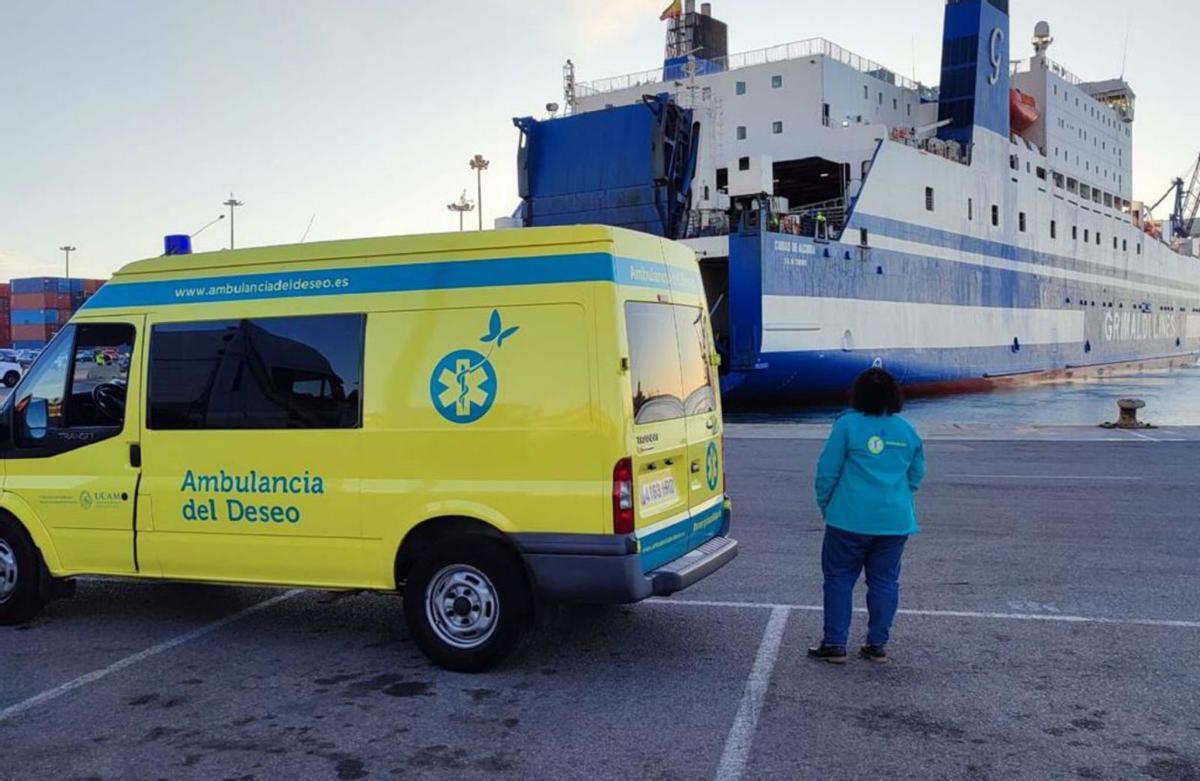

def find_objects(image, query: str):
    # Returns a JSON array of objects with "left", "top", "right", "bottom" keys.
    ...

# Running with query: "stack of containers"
[
  {"left": 0, "top": 283, "right": 11, "bottom": 348},
  {"left": 11, "top": 277, "right": 73, "bottom": 350}
]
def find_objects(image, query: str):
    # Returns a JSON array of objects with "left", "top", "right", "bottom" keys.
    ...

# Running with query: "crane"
[{"left": 1148, "top": 154, "right": 1200, "bottom": 239}]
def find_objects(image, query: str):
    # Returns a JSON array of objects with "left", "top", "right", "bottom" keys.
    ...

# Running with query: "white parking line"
[
  {"left": 944, "top": 474, "right": 1144, "bottom": 481},
  {"left": 0, "top": 590, "right": 301, "bottom": 724},
  {"left": 649, "top": 598, "right": 1200, "bottom": 629},
  {"left": 714, "top": 606, "right": 789, "bottom": 781}
]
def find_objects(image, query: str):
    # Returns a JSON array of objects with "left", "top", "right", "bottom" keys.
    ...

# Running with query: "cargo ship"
[{"left": 510, "top": 0, "right": 1200, "bottom": 400}]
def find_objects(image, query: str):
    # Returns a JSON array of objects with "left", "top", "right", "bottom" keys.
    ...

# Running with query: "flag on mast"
[{"left": 659, "top": 0, "right": 682, "bottom": 21}]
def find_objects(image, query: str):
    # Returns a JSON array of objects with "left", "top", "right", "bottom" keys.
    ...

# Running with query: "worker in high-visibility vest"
[{"left": 816, "top": 211, "right": 828, "bottom": 240}]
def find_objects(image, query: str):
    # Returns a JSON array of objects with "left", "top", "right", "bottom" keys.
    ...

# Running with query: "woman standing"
[{"left": 808, "top": 368, "right": 925, "bottom": 664}]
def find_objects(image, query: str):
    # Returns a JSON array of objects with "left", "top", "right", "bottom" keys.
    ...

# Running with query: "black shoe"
[
  {"left": 859, "top": 644, "right": 889, "bottom": 663},
  {"left": 807, "top": 642, "right": 848, "bottom": 664}
]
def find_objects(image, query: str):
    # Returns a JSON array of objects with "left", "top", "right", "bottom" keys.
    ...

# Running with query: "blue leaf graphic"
[
  {"left": 480, "top": 332, "right": 497, "bottom": 343},
  {"left": 497, "top": 325, "right": 520, "bottom": 347}
]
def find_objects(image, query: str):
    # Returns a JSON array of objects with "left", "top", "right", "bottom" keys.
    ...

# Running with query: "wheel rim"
[
  {"left": 424, "top": 564, "right": 500, "bottom": 650},
  {"left": 0, "top": 539, "right": 18, "bottom": 604}
]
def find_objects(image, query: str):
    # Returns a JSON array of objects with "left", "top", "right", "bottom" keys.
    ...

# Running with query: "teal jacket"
[{"left": 814, "top": 411, "right": 925, "bottom": 536}]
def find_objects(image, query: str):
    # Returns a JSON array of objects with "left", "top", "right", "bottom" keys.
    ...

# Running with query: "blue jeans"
[{"left": 821, "top": 525, "right": 908, "bottom": 648}]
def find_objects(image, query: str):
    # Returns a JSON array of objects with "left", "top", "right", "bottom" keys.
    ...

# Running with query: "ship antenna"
[{"left": 1119, "top": 15, "right": 1132, "bottom": 80}]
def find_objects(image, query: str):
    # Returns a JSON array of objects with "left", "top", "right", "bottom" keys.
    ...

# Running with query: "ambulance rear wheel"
[
  {"left": 404, "top": 538, "right": 530, "bottom": 673},
  {"left": 0, "top": 516, "right": 46, "bottom": 626},
  {"left": 2, "top": 371, "right": 18, "bottom": 388}
]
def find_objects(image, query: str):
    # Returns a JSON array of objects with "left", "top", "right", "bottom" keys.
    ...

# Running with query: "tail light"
[{"left": 612, "top": 457, "right": 634, "bottom": 534}]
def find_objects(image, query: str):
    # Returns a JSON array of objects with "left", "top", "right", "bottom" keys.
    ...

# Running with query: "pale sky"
[{"left": 2, "top": 0, "right": 1196, "bottom": 280}]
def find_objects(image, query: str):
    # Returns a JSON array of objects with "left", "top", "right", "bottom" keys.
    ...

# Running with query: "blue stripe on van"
[
  {"left": 638, "top": 501, "right": 725, "bottom": 573},
  {"left": 81, "top": 253, "right": 702, "bottom": 310}
]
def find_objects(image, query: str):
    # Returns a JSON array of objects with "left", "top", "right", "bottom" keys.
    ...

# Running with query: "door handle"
[
  {"left": 706, "top": 418, "right": 717, "bottom": 430},
  {"left": 691, "top": 461, "right": 701, "bottom": 473},
  {"left": 129, "top": 443, "right": 142, "bottom": 468}
]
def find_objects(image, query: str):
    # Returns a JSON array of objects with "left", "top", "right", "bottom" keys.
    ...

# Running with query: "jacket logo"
[{"left": 867, "top": 436, "right": 885, "bottom": 455}]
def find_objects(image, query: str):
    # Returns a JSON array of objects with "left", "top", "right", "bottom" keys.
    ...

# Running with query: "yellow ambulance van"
[{"left": 0, "top": 226, "right": 735, "bottom": 671}]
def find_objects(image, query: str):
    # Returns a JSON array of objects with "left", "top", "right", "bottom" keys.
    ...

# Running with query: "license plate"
[{"left": 639, "top": 474, "right": 678, "bottom": 509}]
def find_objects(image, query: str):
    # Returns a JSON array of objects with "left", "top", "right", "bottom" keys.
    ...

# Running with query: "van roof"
[{"left": 114, "top": 226, "right": 632, "bottom": 280}]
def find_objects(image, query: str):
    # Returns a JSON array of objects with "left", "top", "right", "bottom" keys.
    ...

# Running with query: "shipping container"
[
  {"left": 11, "top": 309, "right": 64, "bottom": 326},
  {"left": 10, "top": 292, "right": 72, "bottom": 310},
  {"left": 13, "top": 339, "right": 50, "bottom": 350},
  {"left": 11, "top": 277, "right": 71, "bottom": 295},
  {"left": 12, "top": 324, "right": 55, "bottom": 342}
]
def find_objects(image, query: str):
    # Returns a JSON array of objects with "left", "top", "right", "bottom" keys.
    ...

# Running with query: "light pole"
[
  {"left": 469, "top": 154, "right": 489, "bottom": 231},
  {"left": 222, "top": 193, "right": 244, "bottom": 249},
  {"left": 446, "top": 190, "right": 475, "bottom": 232},
  {"left": 58, "top": 245, "right": 76, "bottom": 287}
]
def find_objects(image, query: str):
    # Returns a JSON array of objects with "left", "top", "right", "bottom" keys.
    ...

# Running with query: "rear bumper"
[{"left": 513, "top": 506, "right": 737, "bottom": 604}]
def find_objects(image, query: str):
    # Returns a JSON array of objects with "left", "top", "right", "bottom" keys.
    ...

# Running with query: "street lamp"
[
  {"left": 446, "top": 190, "right": 475, "bottom": 232},
  {"left": 469, "top": 154, "right": 490, "bottom": 231},
  {"left": 58, "top": 245, "right": 76, "bottom": 287},
  {"left": 192, "top": 214, "right": 225, "bottom": 238},
  {"left": 222, "top": 193, "right": 244, "bottom": 249}
]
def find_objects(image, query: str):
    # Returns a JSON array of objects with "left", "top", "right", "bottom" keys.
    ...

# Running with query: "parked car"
[{"left": 0, "top": 357, "right": 22, "bottom": 388}]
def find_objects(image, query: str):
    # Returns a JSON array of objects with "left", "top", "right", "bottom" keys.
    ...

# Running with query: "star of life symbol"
[
  {"left": 434, "top": 353, "right": 495, "bottom": 421},
  {"left": 429, "top": 310, "right": 518, "bottom": 425}
]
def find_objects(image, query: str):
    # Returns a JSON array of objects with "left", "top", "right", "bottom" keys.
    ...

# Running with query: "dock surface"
[{"left": 1, "top": 431, "right": 1198, "bottom": 780}]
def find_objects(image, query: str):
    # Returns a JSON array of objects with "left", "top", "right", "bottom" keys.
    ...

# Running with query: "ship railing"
[
  {"left": 576, "top": 37, "right": 934, "bottom": 100},
  {"left": 1009, "top": 56, "right": 1084, "bottom": 86},
  {"left": 781, "top": 199, "right": 848, "bottom": 240},
  {"left": 681, "top": 208, "right": 734, "bottom": 239}
]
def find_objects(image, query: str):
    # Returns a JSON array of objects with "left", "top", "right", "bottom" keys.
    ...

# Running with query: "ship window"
[
  {"left": 1036, "top": 167, "right": 1047, "bottom": 180},
  {"left": 771, "top": 75, "right": 782, "bottom": 89},
  {"left": 736, "top": 125, "right": 747, "bottom": 141},
  {"left": 1084, "top": 229, "right": 1089, "bottom": 242},
  {"left": 925, "top": 187, "right": 934, "bottom": 212},
  {"left": 1123, "top": 239, "right": 1128, "bottom": 252},
  {"left": 1096, "top": 232, "right": 1101, "bottom": 245},
  {"left": 1137, "top": 243, "right": 1141, "bottom": 255},
  {"left": 968, "top": 198, "right": 974, "bottom": 221},
  {"left": 1019, "top": 212, "right": 1026, "bottom": 232},
  {"left": 864, "top": 85, "right": 869, "bottom": 100},
  {"left": 1051, "top": 220, "right": 1057, "bottom": 239},
  {"left": 1073, "top": 226, "right": 1078, "bottom": 240},
  {"left": 716, "top": 168, "right": 728, "bottom": 191},
  {"left": 772, "top": 120, "right": 783, "bottom": 135},
  {"left": 893, "top": 98, "right": 898, "bottom": 110},
  {"left": 1010, "top": 154, "right": 1018, "bottom": 171},
  {"left": 1113, "top": 236, "right": 1118, "bottom": 249},
  {"left": 736, "top": 81, "right": 746, "bottom": 95},
  {"left": 906, "top": 104, "right": 911, "bottom": 117},
  {"left": 860, "top": 228, "right": 869, "bottom": 246},
  {"left": 991, "top": 205, "right": 999, "bottom": 227},
  {"left": 738, "top": 156, "right": 750, "bottom": 171},
  {"left": 878, "top": 92, "right": 883, "bottom": 105}
]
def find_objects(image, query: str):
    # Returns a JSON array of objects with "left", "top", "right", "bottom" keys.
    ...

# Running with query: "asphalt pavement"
[{"left": 1, "top": 433, "right": 1199, "bottom": 781}]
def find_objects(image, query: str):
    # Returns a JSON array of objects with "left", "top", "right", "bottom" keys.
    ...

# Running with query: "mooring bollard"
[{"left": 1101, "top": 398, "right": 1152, "bottom": 429}]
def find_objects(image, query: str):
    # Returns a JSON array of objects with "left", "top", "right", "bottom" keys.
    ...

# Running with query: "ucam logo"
[{"left": 430, "top": 309, "right": 520, "bottom": 425}]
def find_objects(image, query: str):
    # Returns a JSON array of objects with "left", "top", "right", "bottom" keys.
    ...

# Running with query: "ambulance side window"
[
  {"left": 148, "top": 314, "right": 364, "bottom": 430},
  {"left": 11, "top": 323, "right": 135, "bottom": 449},
  {"left": 12, "top": 326, "right": 75, "bottom": 441}
]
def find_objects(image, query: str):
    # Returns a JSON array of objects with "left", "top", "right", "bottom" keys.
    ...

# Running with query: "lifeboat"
[{"left": 1010, "top": 88, "right": 1039, "bottom": 134}]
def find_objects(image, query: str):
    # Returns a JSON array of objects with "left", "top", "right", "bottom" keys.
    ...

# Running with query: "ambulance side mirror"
[{"left": 20, "top": 398, "right": 49, "bottom": 442}]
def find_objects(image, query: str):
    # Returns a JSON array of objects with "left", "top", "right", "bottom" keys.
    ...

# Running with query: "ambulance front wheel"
[
  {"left": 2, "top": 371, "right": 19, "bottom": 388},
  {"left": 404, "top": 538, "right": 530, "bottom": 673},
  {"left": 0, "top": 515, "right": 47, "bottom": 626}
]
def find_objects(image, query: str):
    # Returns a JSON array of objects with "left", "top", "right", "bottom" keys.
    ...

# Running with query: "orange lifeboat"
[{"left": 1010, "top": 88, "right": 1040, "bottom": 134}]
